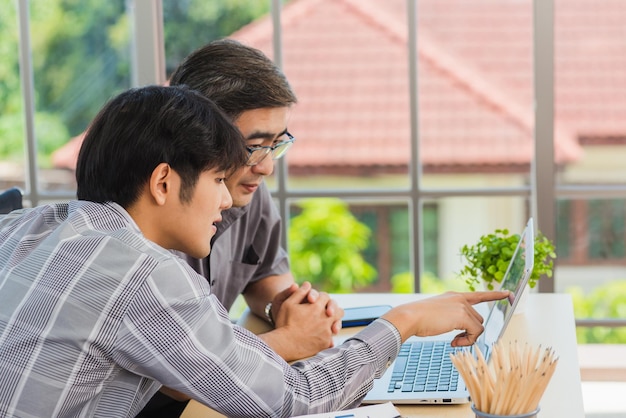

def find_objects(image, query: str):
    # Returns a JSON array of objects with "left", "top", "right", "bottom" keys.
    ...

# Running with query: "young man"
[
  {"left": 0, "top": 85, "right": 509, "bottom": 417},
  {"left": 138, "top": 39, "right": 345, "bottom": 416}
]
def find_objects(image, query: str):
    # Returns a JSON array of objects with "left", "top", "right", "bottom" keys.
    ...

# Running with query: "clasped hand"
[{"left": 263, "top": 281, "right": 343, "bottom": 361}]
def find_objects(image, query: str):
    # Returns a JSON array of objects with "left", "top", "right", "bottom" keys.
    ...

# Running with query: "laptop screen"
[{"left": 476, "top": 218, "right": 535, "bottom": 357}]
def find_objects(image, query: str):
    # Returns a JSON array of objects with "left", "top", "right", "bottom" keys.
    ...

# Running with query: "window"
[
  {"left": 2, "top": 0, "right": 131, "bottom": 202},
  {"left": 558, "top": 198, "right": 626, "bottom": 264},
  {"left": 6, "top": 0, "right": 626, "bottom": 335}
]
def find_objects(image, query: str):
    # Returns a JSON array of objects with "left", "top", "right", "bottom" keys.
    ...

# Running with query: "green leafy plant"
[
  {"left": 459, "top": 228, "right": 556, "bottom": 291},
  {"left": 288, "top": 198, "right": 376, "bottom": 293}
]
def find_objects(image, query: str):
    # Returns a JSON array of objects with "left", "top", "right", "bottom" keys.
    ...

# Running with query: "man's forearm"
[{"left": 243, "top": 273, "right": 295, "bottom": 323}]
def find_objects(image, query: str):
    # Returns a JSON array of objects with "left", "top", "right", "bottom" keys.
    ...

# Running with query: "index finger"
[{"left": 464, "top": 290, "right": 510, "bottom": 305}]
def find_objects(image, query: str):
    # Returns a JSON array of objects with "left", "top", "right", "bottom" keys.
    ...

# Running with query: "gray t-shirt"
[{"left": 180, "top": 181, "right": 290, "bottom": 310}]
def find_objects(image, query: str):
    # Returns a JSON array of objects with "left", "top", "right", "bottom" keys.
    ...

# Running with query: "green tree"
[
  {"left": 30, "top": 0, "right": 130, "bottom": 136},
  {"left": 0, "top": 2, "right": 26, "bottom": 163},
  {"left": 163, "top": 0, "right": 271, "bottom": 75},
  {"left": 569, "top": 280, "right": 626, "bottom": 343},
  {"left": 0, "top": 0, "right": 271, "bottom": 163},
  {"left": 0, "top": 2, "right": 22, "bottom": 115},
  {"left": 288, "top": 198, "right": 376, "bottom": 293},
  {"left": 0, "top": 0, "right": 130, "bottom": 164}
]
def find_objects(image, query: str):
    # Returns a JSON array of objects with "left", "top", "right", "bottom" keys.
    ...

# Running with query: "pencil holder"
[
  {"left": 472, "top": 404, "right": 540, "bottom": 418},
  {"left": 450, "top": 342, "right": 557, "bottom": 417}
]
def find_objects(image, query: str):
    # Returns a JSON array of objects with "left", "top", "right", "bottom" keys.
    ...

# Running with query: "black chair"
[{"left": 0, "top": 187, "right": 23, "bottom": 214}]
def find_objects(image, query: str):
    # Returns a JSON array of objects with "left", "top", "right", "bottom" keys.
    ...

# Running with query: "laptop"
[{"left": 363, "top": 218, "right": 535, "bottom": 405}]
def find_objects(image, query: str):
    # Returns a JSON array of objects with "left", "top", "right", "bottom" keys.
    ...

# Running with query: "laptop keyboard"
[{"left": 387, "top": 341, "right": 464, "bottom": 393}]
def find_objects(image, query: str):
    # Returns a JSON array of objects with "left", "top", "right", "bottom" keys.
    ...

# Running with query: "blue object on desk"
[{"left": 341, "top": 305, "right": 391, "bottom": 327}]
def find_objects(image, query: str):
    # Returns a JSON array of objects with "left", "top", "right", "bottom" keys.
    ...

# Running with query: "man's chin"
[{"left": 231, "top": 194, "right": 254, "bottom": 208}]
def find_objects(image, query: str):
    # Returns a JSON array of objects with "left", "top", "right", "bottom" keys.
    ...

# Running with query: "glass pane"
[
  {"left": 0, "top": 2, "right": 26, "bottom": 193},
  {"left": 576, "top": 325, "right": 626, "bottom": 345},
  {"left": 274, "top": 0, "right": 412, "bottom": 190},
  {"left": 417, "top": 1, "right": 533, "bottom": 189},
  {"left": 555, "top": 2, "right": 626, "bottom": 187},
  {"left": 163, "top": 0, "right": 271, "bottom": 78},
  {"left": 287, "top": 198, "right": 410, "bottom": 293},
  {"left": 33, "top": 0, "right": 131, "bottom": 194},
  {"left": 287, "top": 196, "right": 532, "bottom": 295},
  {"left": 554, "top": 2, "right": 626, "bottom": 343},
  {"left": 419, "top": 196, "right": 530, "bottom": 294},
  {"left": 557, "top": 197, "right": 626, "bottom": 344}
]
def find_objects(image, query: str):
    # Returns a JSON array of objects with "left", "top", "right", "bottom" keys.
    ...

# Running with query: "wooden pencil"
[{"left": 450, "top": 342, "right": 557, "bottom": 416}]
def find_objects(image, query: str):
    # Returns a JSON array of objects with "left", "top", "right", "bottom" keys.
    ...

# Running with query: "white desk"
[{"left": 182, "top": 293, "right": 584, "bottom": 418}]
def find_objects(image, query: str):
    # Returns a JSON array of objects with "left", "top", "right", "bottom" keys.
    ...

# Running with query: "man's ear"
[{"left": 149, "top": 163, "right": 173, "bottom": 206}]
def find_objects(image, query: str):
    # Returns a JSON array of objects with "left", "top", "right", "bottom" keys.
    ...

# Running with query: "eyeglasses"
[{"left": 245, "top": 132, "right": 295, "bottom": 166}]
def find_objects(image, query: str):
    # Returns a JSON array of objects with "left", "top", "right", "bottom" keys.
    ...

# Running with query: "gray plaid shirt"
[{"left": 0, "top": 201, "right": 400, "bottom": 417}]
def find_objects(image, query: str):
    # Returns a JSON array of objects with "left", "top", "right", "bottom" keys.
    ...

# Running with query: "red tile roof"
[
  {"left": 54, "top": 0, "right": 626, "bottom": 173},
  {"left": 230, "top": 0, "right": 624, "bottom": 172}
]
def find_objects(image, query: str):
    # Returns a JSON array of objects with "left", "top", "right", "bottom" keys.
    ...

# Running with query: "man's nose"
[
  {"left": 221, "top": 184, "right": 233, "bottom": 209},
  {"left": 251, "top": 154, "right": 274, "bottom": 176}
]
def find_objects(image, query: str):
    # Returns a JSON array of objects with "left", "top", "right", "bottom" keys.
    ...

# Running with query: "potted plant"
[{"left": 459, "top": 227, "right": 556, "bottom": 291}]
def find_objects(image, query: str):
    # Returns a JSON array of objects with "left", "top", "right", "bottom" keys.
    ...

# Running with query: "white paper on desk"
[{"left": 291, "top": 401, "right": 401, "bottom": 418}]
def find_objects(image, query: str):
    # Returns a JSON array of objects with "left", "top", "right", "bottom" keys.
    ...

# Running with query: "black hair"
[
  {"left": 169, "top": 38, "right": 297, "bottom": 119},
  {"left": 76, "top": 85, "right": 247, "bottom": 207}
]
